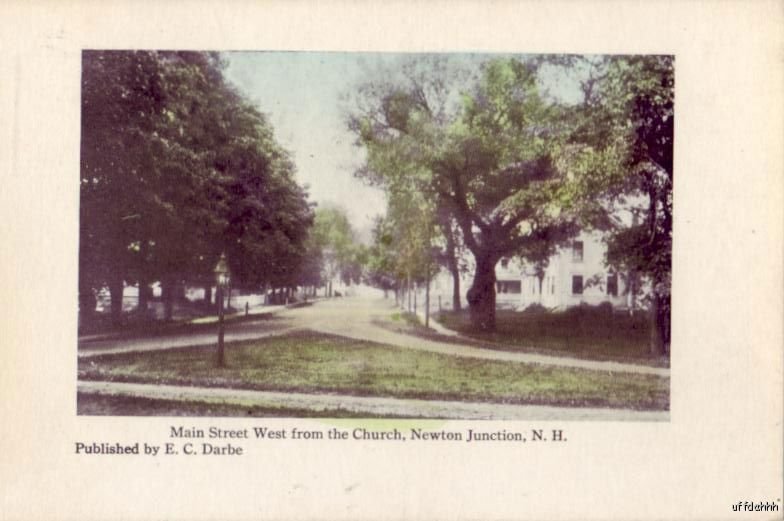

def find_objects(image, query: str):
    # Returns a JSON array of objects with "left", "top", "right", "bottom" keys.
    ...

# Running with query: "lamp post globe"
[{"left": 214, "top": 253, "right": 230, "bottom": 286}]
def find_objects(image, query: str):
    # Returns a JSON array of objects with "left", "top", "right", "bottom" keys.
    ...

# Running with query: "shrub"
[
  {"left": 565, "top": 302, "right": 613, "bottom": 318},
  {"left": 596, "top": 301, "right": 614, "bottom": 316},
  {"left": 520, "top": 303, "right": 548, "bottom": 314}
]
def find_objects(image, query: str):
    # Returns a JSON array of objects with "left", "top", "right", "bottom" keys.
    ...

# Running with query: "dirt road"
[
  {"left": 78, "top": 380, "right": 668, "bottom": 421},
  {"left": 80, "top": 296, "right": 669, "bottom": 377}
]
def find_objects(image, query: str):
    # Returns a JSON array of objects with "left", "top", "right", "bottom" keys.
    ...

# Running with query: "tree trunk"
[
  {"left": 467, "top": 254, "right": 497, "bottom": 331},
  {"left": 137, "top": 240, "right": 149, "bottom": 314},
  {"left": 138, "top": 281, "right": 149, "bottom": 314},
  {"left": 162, "top": 277, "right": 174, "bottom": 321},
  {"left": 204, "top": 284, "right": 213, "bottom": 308},
  {"left": 449, "top": 262, "right": 461, "bottom": 312},
  {"left": 444, "top": 224, "right": 462, "bottom": 311},
  {"left": 649, "top": 292, "right": 664, "bottom": 356},
  {"left": 425, "top": 271, "right": 430, "bottom": 328},
  {"left": 78, "top": 288, "right": 96, "bottom": 324},
  {"left": 537, "top": 274, "right": 544, "bottom": 305},
  {"left": 407, "top": 276, "right": 412, "bottom": 312},
  {"left": 648, "top": 274, "right": 671, "bottom": 356},
  {"left": 108, "top": 276, "right": 124, "bottom": 327}
]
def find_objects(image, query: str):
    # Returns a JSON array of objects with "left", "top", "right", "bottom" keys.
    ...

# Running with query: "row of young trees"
[
  {"left": 79, "top": 51, "right": 316, "bottom": 325},
  {"left": 348, "top": 54, "right": 673, "bottom": 355},
  {"left": 308, "top": 205, "right": 368, "bottom": 296}
]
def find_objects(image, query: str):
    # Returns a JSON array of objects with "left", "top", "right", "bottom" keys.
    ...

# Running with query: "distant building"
[
  {"left": 428, "top": 230, "right": 639, "bottom": 312},
  {"left": 495, "top": 230, "right": 632, "bottom": 311}
]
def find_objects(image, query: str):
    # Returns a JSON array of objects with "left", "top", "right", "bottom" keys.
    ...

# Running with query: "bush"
[
  {"left": 564, "top": 302, "right": 613, "bottom": 319},
  {"left": 520, "top": 303, "right": 548, "bottom": 314},
  {"left": 596, "top": 301, "right": 614, "bottom": 316}
]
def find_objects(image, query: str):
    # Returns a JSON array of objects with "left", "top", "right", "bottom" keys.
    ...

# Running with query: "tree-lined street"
[
  {"left": 78, "top": 51, "right": 673, "bottom": 418},
  {"left": 78, "top": 293, "right": 670, "bottom": 418},
  {"left": 79, "top": 295, "right": 669, "bottom": 376}
]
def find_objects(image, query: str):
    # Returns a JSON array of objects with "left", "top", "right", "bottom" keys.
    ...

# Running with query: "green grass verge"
[
  {"left": 436, "top": 309, "right": 665, "bottom": 365},
  {"left": 79, "top": 330, "right": 668, "bottom": 411}
]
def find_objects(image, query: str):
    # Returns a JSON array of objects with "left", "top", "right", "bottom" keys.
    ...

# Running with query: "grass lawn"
[
  {"left": 436, "top": 308, "right": 665, "bottom": 366},
  {"left": 79, "top": 330, "right": 669, "bottom": 411},
  {"left": 77, "top": 392, "right": 388, "bottom": 418}
]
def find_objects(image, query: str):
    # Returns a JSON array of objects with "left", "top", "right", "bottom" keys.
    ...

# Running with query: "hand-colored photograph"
[{"left": 77, "top": 51, "right": 672, "bottom": 420}]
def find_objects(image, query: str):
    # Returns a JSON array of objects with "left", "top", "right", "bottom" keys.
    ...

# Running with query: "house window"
[
  {"left": 500, "top": 257, "right": 509, "bottom": 269},
  {"left": 571, "top": 275, "right": 583, "bottom": 295},
  {"left": 607, "top": 274, "right": 618, "bottom": 297},
  {"left": 550, "top": 277, "right": 555, "bottom": 295},
  {"left": 572, "top": 241, "right": 584, "bottom": 262},
  {"left": 497, "top": 280, "right": 521, "bottom": 294}
]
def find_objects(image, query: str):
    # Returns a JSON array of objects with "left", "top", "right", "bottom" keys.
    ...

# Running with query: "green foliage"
[
  {"left": 310, "top": 206, "right": 365, "bottom": 286},
  {"left": 571, "top": 55, "right": 673, "bottom": 353},
  {"left": 562, "top": 55, "right": 673, "bottom": 277},
  {"left": 80, "top": 51, "right": 314, "bottom": 320},
  {"left": 349, "top": 54, "right": 673, "bottom": 338},
  {"left": 349, "top": 56, "right": 588, "bottom": 329}
]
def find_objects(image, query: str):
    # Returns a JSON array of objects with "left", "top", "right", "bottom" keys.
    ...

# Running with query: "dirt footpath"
[{"left": 78, "top": 380, "right": 668, "bottom": 421}]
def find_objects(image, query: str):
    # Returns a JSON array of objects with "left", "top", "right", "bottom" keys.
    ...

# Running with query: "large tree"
[
  {"left": 80, "top": 51, "right": 313, "bottom": 325},
  {"left": 350, "top": 57, "right": 583, "bottom": 331},
  {"left": 573, "top": 55, "right": 674, "bottom": 355},
  {"left": 349, "top": 55, "right": 471, "bottom": 312},
  {"left": 81, "top": 51, "right": 182, "bottom": 324}
]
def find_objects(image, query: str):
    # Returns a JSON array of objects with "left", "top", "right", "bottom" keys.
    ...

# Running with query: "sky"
[
  {"left": 223, "top": 52, "right": 585, "bottom": 242},
  {"left": 224, "top": 52, "right": 388, "bottom": 242}
]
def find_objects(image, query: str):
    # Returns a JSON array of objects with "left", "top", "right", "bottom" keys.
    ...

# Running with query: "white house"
[
  {"left": 495, "top": 230, "right": 631, "bottom": 311},
  {"left": 425, "top": 230, "right": 638, "bottom": 313}
]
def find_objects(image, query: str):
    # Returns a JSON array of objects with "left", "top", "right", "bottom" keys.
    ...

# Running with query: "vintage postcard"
[
  {"left": 1, "top": 2, "right": 782, "bottom": 520},
  {"left": 76, "top": 50, "right": 671, "bottom": 423}
]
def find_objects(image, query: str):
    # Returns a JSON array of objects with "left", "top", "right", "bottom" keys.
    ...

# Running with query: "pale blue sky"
[
  {"left": 225, "top": 52, "right": 388, "bottom": 239},
  {"left": 223, "top": 52, "right": 584, "bottom": 239}
]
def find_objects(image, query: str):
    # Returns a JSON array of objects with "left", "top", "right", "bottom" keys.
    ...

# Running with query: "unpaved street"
[
  {"left": 78, "top": 380, "right": 668, "bottom": 421},
  {"left": 81, "top": 295, "right": 670, "bottom": 377},
  {"left": 78, "top": 295, "right": 669, "bottom": 420}
]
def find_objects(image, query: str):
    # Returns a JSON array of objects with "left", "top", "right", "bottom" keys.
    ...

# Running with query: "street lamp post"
[{"left": 214, "top": 254, "right": 231, "bottom": 368}]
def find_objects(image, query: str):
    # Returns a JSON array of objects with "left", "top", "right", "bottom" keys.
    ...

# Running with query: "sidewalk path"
[
  {"left": 79, "top": 325, "right": 298, "bottom": 358},
  {"left": 78, "top": 380, "right": 668, "bottom": 421},
  {"left": 412, "top": 308, "right": 460, "bottom": 336},
  {"left": 78, "top": 304, "right": 288, "bottom": 343}
]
